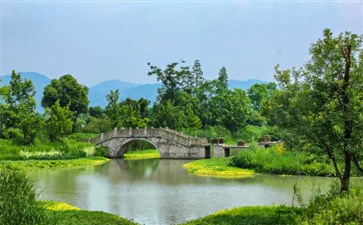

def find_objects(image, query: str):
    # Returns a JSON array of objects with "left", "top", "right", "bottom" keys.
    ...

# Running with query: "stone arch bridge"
[{"left": 90, "top": 127, "right": 211, "bottom": 159}]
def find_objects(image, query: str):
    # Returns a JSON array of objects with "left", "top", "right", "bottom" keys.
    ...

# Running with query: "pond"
[{"left": 32, "top": 159, "right": 335, "bottom": 225}]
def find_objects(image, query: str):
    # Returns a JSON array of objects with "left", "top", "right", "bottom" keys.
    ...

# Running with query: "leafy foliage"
[
  {"left": 229, "top": 147, "right": 334, "bottom": 176},
  {"left": 46, "top": 101, "right": 73, "bottom": 141},
  {"left": 0, "top": 166, "right": 46, "bottom": 225},
  {"left": 42, "top": 75, "right": 89, "bottom": 130}
]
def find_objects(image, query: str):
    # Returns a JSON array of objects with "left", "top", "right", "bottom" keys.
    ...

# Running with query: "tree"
[
  {"left": 217, "top": 66, "right": 229, "bottom": 91},
  {"left": 46, "top": 101, "right": 73, "bottom": 141},
  {"left": 265, "top": 29, "right": 363, "bottom": 191},
  {"left": 105, "top": 89, "right": 122, "bottom": 128},
  {"left": 89, "top": 106, "right": 104, "bottom": 119},
  {"left": 209, "top": 89, "right": 252, "bottom": 134},
  {"left": 147, "top": 61, "right": 191, "bottom": 103},
  {"left": 42, "top": 75, "right": 89, "bottom": 130},
  {"left": 2, "top": 71, "right": 40, "bottom": 144},
  {"left": 247, "top": 82, "right": 277, "bottom": 111},
  {"left": 119, "top": 98, "right": 150, "bottom": 128}
]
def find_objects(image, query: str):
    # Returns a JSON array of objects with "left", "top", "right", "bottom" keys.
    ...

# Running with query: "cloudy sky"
[{"left": 1, "top": 0, "right": 362, "bottom": 86}]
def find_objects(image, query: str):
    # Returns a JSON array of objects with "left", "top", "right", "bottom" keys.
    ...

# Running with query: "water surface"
[{"left": 33, "top": 159, "right": 335, "bottom": 225}]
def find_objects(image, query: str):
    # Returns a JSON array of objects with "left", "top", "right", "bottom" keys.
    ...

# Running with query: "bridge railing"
[{"left": 90, "top": 127, "right": 208, "bottom": 146}]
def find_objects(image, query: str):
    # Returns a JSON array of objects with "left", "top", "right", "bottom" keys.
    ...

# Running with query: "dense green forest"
[{"left": 1, "top": 29, "right": 363, "bottom": 192}]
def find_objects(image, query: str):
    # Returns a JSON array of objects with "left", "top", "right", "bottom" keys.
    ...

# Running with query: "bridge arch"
[
  {"left": 115, "top": 138, "right": 160, "bottom": 158},
  {"left": 90, "top": 128, "right": 210, "bottom": 159}
]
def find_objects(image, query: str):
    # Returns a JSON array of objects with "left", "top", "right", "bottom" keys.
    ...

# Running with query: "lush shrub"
[
  {"left": 68, "top": 132, "right": 98, "bottom": 141},
  {"left": 94, "top": 146, "right": 108, "bottom": 157},
  {"left": 83, "top": 117, "right": 113, "bottom": 133},
  {"left": 0, "top": 138, "right": 94, "bottom": 160},
  {"left": 229, "top": 146, "right": 334, "bottom": 176},
  {"left": 296, "top": 184, "right": 363, "bottom": 225},
  {"left": 183, "top": 126, "right": 233, "bottom": 143},
  {"left": 0, "top": 166, "right": 47, "bottom": 225},
  {"left": 236, "top": 125, "right": 264, "bottom": 142}
]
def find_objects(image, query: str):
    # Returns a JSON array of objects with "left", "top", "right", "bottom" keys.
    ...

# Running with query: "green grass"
[
  {"left": 183, "top": 158, "right": 254, "bottom": 178},
  {"left": 229, "top": 147, "right": 335, "bottom": 176},
  {"left": 296, "top": 185, "right": 363, "bottom": 225},
  {"left": 0, "top": 138, "right": 96, "bottom": 160},
  {"left": 43, "top": 201, "right": 137, "bottom": 225},
  {"left": 0, "top": 157, "right": 109, "bottom": 169},
  {"left": 123, "top": 149, "right": 160, "bottom": 159},
  {"left": 182, "top": 205, "right": 299, "bottom": 225}
]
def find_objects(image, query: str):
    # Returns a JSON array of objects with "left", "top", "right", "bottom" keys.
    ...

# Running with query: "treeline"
[{"left": 0, "top": 61, "right": 278, "bottom": 145}]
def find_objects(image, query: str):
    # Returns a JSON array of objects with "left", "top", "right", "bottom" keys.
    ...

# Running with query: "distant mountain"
[
  {"left": 1, "top": 72, "right": 268, "bottom": 112},
  {"left": 88, "top": 81, "right": 161, "bottom": 108},
  {"left": 228, "top": 79, "right": 268, "bottom": 90}
]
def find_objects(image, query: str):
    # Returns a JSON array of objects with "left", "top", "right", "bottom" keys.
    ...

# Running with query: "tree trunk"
[
  {"left": 340, "top": 151, "right": 352, "bottom": 191},
  {"left": 340, "top": 45, "right": 352, "bottom": 192}
]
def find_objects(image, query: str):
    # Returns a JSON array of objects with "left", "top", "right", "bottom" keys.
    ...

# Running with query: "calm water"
[{"left": 32, "top": 159, "right": 335, "bottom": 225}]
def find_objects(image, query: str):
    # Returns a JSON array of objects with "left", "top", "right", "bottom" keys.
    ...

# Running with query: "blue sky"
[{"left": 1, "top": 1, "right": 362, "bottom": 86}]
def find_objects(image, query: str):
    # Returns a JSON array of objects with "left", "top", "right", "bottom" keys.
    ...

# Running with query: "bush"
[
  {"left": 229, "top": 147, "right": 334, "bottom": 176},
  {"left": 0, "top": 166, "right": 47, "bottom": 225},
  {"left": 183, "top": 126, "right": 233, "bottom": 143},
  {"left": 94, "top": 146, "right": 108, "bottom": 157},
  {"left": 236, "top": 125, "right": 263, "bottom": 142},
  {"left": 83, "top": 117, "right": 113, "bottom": 133},
  {"left": 296, "top": 184, "right": 363, "bottom": 225}
]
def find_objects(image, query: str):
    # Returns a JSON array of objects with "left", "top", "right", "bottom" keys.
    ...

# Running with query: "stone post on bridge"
[
  {"left": 129, "top": 127, "right": 132, "bottom": 136},
  {"left": 114, "top": 127, "right": 117, "bottom": 137},
  {"left": 144, "top": 127, "right": 147, "bottom": 135},
  {"left": 100, "top": 133, "right": 104, "bottom": 141}
]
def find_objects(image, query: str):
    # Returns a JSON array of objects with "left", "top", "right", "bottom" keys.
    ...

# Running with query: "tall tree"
[
  {"left": 147, "top": 61, "right": 191, "bottom": 103},
  {"left": 217, "top": 66, "right": 229, "bottom": 91},
  {"left": 3, "top": 71, "right": 40, "bottom": 144},
  {"left": 42, "top": 74, "right": 89, "bottom": 130},
  {"left": 265, "top": 29, "right": 363, "bottom": 191},
  {"left": 105, "top": 89, "right": 122, "bottom": 128}
]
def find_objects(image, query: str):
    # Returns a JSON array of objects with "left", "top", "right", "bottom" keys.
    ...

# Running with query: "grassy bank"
[
  {"left": 124, "top": 149, "right": 160, "bottom": 159},
  {"left": 44, "top": 201, "right": 137, "bottom": 225},
  {"left": 0, "top": 138, "right": 97, "bottom": 161},
  {"left": 183, "top": 158, "right": 254, "bottom": 178},
  {"left": 182, "top": 206, "right": 299, "bottom": 225},
  {"left": 229, "top": 146, "right": 335, "bottom": 176},
  {"left": 0, "top": 157, "right": 109, "bottom": 169}
]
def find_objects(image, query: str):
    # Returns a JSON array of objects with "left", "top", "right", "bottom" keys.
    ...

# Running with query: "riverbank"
[
  {"left": 124, "top": 149, "right": 160, "bottom": 159},
  {"left": 229, "top": 147, "right": 336, "bottom": 176},
  {"left": 0, "top": 157, "right": 109, "bottom": 169},
  {"left": 182, "top": 205, "right": 299, "bottom": 225},
  {"left": 44, "top": 201, "right": 137, "bottom": 225},
  {"left": 183, "top": 158, "right": 254, "bottom": 178}
]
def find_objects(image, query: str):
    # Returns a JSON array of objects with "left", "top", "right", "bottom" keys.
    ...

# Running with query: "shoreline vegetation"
[
  {"left": 1, "top": 157, "right": 109, "bottom": 169},
  {"left": 183, "top": 158, "right": 254, "bottom": 178}
]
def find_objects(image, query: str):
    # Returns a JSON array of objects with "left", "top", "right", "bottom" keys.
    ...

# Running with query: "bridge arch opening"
[{"left": 116, "top": 138, "right": 161, "bottom": 159}]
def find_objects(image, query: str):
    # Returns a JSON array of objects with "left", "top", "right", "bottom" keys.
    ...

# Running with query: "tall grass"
[
  {"left": 0, "top": 138, "right": 94, "bottom": 160},
  {"left": 0, "top": 166, "right": 47, "bottom": 225},
  {"left": 229, "top": 145, "right": 334, "bottom": 176},
  {"left": 296, "top": 183, "right": 363, "bottom": 224}
]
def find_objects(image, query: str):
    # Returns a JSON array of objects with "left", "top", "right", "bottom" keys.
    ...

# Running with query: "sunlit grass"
[
  {"left": 0, "top": 157, "right": 109, "bottom": 169},
  {"left": 44, "top": 201, "right": 80, "bottom": 211},
  {"left": 124, "top": 149, "right": 160, "bottom": 159},
  {"left": 182, "top": 205, "right": 299, "bottom": 225},
  {"left": 183, "top": 158, "right": 254, "bottom": 178}
]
